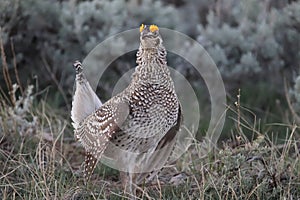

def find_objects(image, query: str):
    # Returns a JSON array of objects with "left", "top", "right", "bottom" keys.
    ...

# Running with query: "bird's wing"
[
  {"left": 75, "top": 100, "right": 129, "bottom": 181},
  {"left": 136, "top": 104, "right": 182, "bottom": 184},
  {"left": 156, "top": 103, "right": 182, "bottom": 150},
  {"left": 71, "top": 61, "right": 102, "bottom": 129}
]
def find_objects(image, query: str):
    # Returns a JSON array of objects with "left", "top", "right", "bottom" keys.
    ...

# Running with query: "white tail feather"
[{"left": 71, "top": 63, "right": 102, "bottom": 129}]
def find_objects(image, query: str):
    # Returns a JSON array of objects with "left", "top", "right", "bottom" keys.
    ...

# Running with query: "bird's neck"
[
  {"left": 136, "top": 45, "right": 167, "bottom": 66},
  {"left": 133, "top": 45, "right": 171, "bottom": 85}
]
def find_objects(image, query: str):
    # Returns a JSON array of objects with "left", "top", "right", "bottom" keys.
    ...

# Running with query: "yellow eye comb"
[
  {"left": 149, "top": 24, "right": 159, "bottom": 32},
  {"left": 139, "top": 24, "right": 145, "bottom": 32}
]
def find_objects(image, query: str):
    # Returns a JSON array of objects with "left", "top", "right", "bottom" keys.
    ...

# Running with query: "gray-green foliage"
[
  {"left": 1, "top": 0, "right": 300, "bottom": 106},
  {"left": 290, "top": 76, "right": 300, "bottom": 117},
  {"left": 283, "top": 2, "right": 300, "bottom": 119},
  {"left": 0, "top": 84, "right": 38, "bottom": 137},
  {"left": 273, "top": 1, "right": 300, "bottom": 70},
  {"left": 0, "top": 0, "right": 182, "bottom": 98},
  {"left": 196, "top": 0, "right": 287, "bottom": 79}
]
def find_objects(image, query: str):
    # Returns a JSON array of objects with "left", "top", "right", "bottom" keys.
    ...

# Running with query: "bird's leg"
[
  {"left": 120, "top": 171, "right": 137, "bottom": 197},
  {"left": 129, "top": 172, "right": 133, "bottom": 195}
]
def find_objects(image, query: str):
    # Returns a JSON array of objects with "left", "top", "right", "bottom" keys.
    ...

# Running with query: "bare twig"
[
  {"left": 10, "top": 38, "right": 24, "bottom": 95},
  {"left": 41, "top": 56, "right": 70, "bottom": 112},
  {"left": 235, "top": 88, "right": 242, "bottom": 134},
  {"left": 0, "top": 27, "right": 15, "bottom": 106},
  {"left": 0, "top": 85, "right": 11, "bottom": 104}
]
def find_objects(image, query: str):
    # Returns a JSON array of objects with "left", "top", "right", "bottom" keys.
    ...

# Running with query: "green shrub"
[
  {"left": 0, "top": 0, "right": 183, "bottom": 105},
  {"left": 195, "top": 0, "right": 286, "bottom": 80}
]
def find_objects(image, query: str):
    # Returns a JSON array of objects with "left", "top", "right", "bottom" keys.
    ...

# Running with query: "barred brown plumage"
[{"left": 71, "top": 24, "right": 182, "bottom": 192}]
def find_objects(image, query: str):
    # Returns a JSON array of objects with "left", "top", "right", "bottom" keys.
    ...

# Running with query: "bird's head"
[{"left": 139, "top": 24, "right": 162, "bottom": 49}]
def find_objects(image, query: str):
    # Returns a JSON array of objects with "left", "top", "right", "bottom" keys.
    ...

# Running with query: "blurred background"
[{"left": 1, "top": 0, "right": 300, "bottom": 140}]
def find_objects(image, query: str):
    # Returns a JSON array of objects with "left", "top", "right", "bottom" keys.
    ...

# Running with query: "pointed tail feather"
[{"left": 71, "top": 61, "right": 102, "bottom": 129}]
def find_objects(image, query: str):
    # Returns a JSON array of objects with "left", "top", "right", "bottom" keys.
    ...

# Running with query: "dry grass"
[{"left": 0, "top": 93, "right": 299, "bottom": 199}]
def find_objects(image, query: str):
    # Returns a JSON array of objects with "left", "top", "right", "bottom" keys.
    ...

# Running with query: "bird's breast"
[
  {"left": 108, "top": 81, "right": 179, "bottom": 153},
  {"left": 123, "top": 84, "right": 179, "bottom": 140}
]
